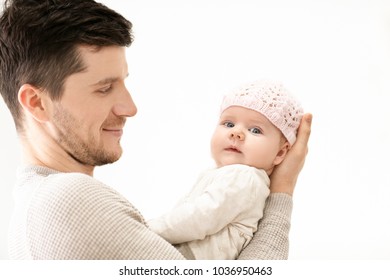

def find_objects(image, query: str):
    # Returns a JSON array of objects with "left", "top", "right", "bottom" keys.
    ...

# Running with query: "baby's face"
[{"left": 210, "top": 106, "right": 289, "bottom": 174}]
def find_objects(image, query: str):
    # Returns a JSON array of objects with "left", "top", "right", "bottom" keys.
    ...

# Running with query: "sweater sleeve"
[
  {"left": 148, "top": 165, "right": 269, "bottom": 244},
  {"left": 26, "top": 173, "right": 185, "bottom": 260},
  {"left": 237, "top": 193, "right": 292, "bottom": 260}
]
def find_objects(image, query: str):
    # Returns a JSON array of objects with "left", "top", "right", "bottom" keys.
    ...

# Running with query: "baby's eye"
[
  {"left": 249, "top": 127, "right": 262, "bottom": 135},
  {"left": 223, "top": 121, "right": 235, "bottom": 128}
]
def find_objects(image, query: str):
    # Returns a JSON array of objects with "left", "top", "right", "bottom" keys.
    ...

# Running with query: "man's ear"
[
  {"left": 18, "top": 84, "right": 49, "bottom": 123},
  {"left": 272, "top": 141, "right": 290, "bottom": 166}
]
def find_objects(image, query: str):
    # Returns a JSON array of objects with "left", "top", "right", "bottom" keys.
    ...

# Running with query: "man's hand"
[{"left": 270, "top": 113, "right": 312, "bottom": 196}]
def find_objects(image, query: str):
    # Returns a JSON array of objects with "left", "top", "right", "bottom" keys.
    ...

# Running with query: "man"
[{"left": 0, "top": 0, "right": 311, "bottom": 259}]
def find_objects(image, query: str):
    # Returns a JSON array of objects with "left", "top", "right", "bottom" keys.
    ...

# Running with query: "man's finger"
[{"left": 294, "top": 113, "right": 312, "bottom": 149}]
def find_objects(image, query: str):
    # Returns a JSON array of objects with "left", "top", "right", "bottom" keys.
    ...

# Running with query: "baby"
[{"left": 148, "top": 80, "right": 304, "bottom": 259}]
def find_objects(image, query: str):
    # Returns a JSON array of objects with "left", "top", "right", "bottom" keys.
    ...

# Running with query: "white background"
[{"left": 1, "top": 0, "right": 390, "bottom": 259}]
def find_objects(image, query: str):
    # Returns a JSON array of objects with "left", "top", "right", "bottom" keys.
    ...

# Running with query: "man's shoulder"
[
  {"left": 46, "top": 171, "right": 104, "bottom": 189},
  {"left": 27, "top": 169, "right": 134, "bottom": 224},
  {"left": 17, "top": 167, "right": 120, "bottom": 211},
  {"left": 40, "top": 171, "right": 120, "bottom": 203},
  {"left": 17, "top": 165, "right": 105, "bottom": 190}
]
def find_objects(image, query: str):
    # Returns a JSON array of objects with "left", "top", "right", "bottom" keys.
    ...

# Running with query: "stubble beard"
[{"left": 52, "top": 106, "right": 123, "bottom": 167}]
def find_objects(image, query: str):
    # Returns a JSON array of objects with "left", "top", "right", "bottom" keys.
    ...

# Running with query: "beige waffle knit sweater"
[{"left": 8, "top": 165, "right": 292, "bottom": 260}]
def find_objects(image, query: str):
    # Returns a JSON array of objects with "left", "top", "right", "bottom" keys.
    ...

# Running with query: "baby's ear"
[
  {"left": 18, "top": 84, "right": 49, "bottom": 123},
  {"left": 272, "top": 141, "right": 290, "bottom": 166}
]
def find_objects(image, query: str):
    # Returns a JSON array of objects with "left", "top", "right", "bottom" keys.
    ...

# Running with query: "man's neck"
[{"left": 19, "top": 125, "right": 95, "bottom": 176}]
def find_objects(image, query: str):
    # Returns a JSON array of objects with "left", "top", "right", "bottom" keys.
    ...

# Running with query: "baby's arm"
[{"left": 148, "top": 165, "right": 269, "bottom": 245}]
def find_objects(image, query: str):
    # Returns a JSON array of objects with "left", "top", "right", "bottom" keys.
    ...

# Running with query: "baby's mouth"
[{"left": 225, "top": 146, "right": 242, "bottom": 153}]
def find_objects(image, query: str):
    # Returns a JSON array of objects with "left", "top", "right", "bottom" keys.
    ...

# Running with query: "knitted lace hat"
[{"left": 220, "top": 80, "right": 304, "bottom": 145}]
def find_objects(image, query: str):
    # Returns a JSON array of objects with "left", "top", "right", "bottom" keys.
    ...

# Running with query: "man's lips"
[
  {"left": 102, "top": 118, "right": 126, "bottom": 136},
  {"left": 102, "top": 128, "right": 123, "bottom": 137}
]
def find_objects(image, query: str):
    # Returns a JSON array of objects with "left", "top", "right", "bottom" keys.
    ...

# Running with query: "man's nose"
[{"left": 113, "top": 88, "right": 137, "bottom": 117}]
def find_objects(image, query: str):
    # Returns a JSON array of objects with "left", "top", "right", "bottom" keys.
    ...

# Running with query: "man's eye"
[
  {"left": 223, "top": 121, "right": 235, "bottom": 128},
  {"left": 98, "top": 85, "right": 113, "bottom": 94},
  {"left": 249, "top": 127, "right": 262, "bottom": 134}
]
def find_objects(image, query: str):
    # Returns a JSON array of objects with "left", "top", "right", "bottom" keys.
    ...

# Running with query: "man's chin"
[
  {"left": 88, "top": 149, "right": 123, "bottom": 166},
  {"left": 100, "top": 153, "right": 122, "bottom": 166},
  {"left": 94, "top": 159, "right": 117, "bottom": 166}
]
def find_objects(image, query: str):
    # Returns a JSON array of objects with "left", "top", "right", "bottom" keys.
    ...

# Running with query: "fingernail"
[{"left": 306, "top": 114, "right": 312, "bottom": 124}]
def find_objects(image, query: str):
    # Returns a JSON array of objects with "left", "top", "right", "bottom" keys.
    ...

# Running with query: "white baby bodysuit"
[{"left": 148, "top": 164, "right": 270, "bottom": 259}]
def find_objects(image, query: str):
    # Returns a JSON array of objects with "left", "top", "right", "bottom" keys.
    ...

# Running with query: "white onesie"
[{"left": 148, "top": 164, "right": 270, "bottom": 259}]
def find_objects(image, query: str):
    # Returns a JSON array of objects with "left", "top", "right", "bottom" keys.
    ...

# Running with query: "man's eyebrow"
[
  {"left": 91, "top": 77, "right": 119, "bottom": 86},
  {"left": 91, "top": 74, "right": 129, "bottom": 86}
]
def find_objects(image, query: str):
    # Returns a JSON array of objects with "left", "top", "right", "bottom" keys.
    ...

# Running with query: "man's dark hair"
[{"left": 0, "top": 0, "right": 133, "bottom": 130}]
